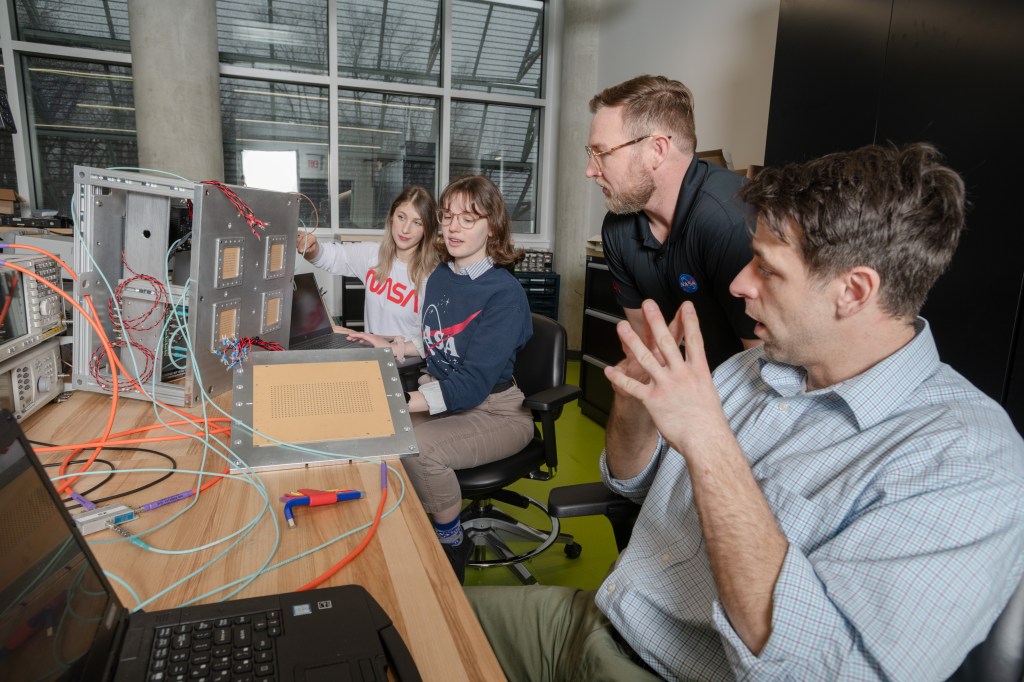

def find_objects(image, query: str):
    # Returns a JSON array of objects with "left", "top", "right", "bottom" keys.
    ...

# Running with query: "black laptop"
[
  {"left": 288, "top": 273, "right": 368, "bottom": 351},
  {"left": 0, "top": 410, "right": 420, "bottom": 681}
]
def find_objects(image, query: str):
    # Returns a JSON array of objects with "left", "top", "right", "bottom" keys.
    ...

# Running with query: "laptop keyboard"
[
  {"left": 147, "top": 610, "right": 282, "bottom": 682},
  {"left": 293, "top": 333, "right": 361, "bottom": 351}
]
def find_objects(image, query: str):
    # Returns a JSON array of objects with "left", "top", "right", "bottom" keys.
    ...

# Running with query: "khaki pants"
[
  {"left": 404, "top": 386, "right": 534, "bottom": 514},
  {"left": 466, "top": 585, "right": 664, "bottom": 682}
]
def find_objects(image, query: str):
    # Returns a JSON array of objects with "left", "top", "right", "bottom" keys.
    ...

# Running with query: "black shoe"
[{"left": 442, "top": 539, "right": 473, "bottom": 583}]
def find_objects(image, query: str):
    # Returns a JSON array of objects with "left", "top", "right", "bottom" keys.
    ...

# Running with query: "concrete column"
[
  {"left": 127, "top": 0, "right": 224, "bottom": 182},
  {"left": 554, "top": 0, "right": 601, "bottom": 351}
]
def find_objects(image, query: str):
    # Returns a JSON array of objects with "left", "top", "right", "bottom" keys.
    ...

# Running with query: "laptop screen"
[
  {"left": 0, "top": 413, "right": 122, "bottom": 681},
  {"left": 289, "top": 273, "right": 335, "bottom": 345}
]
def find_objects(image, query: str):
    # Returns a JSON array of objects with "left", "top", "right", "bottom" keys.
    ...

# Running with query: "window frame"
[{"left": 0, "top": 0, "right": 561, "bottom": 247}]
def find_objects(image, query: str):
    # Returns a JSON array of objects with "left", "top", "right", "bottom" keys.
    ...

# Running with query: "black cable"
[
  {"left": 42, "top": 458, "right": 116, "bottom": 499},
  {"left": 31, "top": 440, "right": 179, "bottom": 511}
]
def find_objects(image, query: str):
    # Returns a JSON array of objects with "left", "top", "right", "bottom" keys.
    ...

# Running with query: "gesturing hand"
[{"left": 605, "top": 300, "right": 732, "bottom": 460}]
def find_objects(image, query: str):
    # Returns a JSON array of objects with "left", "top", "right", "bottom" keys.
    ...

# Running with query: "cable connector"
[{"left": 71, "top": 503, "right": 137, "bottom": 536}]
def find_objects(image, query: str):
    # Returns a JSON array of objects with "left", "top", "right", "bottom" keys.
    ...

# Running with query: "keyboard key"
[
  {"left": 233, "top": 625, "right": 251, "bottom": 647},
  {"left": 188, "top": 661, "right": 210, "bottom": 677},
  {"left": 150, "top": 610, "right": 277, "bottom": 682}
]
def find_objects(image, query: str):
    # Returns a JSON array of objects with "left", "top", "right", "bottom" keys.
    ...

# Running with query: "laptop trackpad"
[{"left": 300, "top": 657, "right": 386, "bottom": 681}]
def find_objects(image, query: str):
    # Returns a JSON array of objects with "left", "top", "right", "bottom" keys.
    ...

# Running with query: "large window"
[
  {"left": 217, "top": 0, "right": 327, "bottom": 74},
  {"left": 0, "top": 57, "right": 17, "bottom": 190},
  {"left": 451, "top": 101, "right": 538, "bottom": 232},
  {"left": 221, "top": 78, "right": 330, "bottom": 229},
  {"left": 22, "top": 56, "right": 137, "bottom": 213},
  {"left": 452, "top": 0, "right": 543, "bottom": 97},
  {"left": 337, "top": 0, "right": 442, "bottom": 86},
  {"left": 2, "top": 0, "right": 553, "bottom": 237},
  {"left": 14, "top": 0, "right": 130, "bottom": 51},
  {"left": 337, "top": 89, "right": 439, "bottom": 230}
]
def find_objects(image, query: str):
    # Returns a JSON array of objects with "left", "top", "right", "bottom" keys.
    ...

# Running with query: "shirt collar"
[
  {"left": 757, "top": 318, "right": 940, "bottom": 430},
  {"left": 635, "top": 154, "right": 705, "bottom": 250},
  {"left": 447, "top": 256, "right": 495, "bottom": 279}
]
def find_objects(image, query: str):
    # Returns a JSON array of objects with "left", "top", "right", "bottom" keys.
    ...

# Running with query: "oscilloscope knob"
[
  {"left": 39, "top": 298, "right": 57, "bottom": 317},
  {"left": 37, "top": 376, "right": 52, "bottom": 394}
]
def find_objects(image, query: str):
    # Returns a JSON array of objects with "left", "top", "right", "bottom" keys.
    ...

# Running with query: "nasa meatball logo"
[{"left": 678, "top": 274, "right": 698, "bottom": 293}]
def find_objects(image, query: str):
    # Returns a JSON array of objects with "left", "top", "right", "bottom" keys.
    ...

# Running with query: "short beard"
[{"left": 605, "top": 162, "right": 655, "bottom": 215}]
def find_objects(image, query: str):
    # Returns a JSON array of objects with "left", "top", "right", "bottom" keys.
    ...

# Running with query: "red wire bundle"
[
  {"left": 90, "top": 337, "right": 156, "bottom": 390},
  {"left": 108, "top": 253, "right": 169, "bottom": 332},
  {"left": 216, "top": 336, "right": 284, "bottom": 369},
  {"left": 201, "top": 181, "right": 269, "bottom": 239}
]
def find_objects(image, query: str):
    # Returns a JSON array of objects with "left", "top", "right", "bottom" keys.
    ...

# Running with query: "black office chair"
[
  {"left": 455, "top": 313, "right": 583, "bottom": 584},
  {"left": 548, "top": 485, "right": 1024, "bottom": 681}
]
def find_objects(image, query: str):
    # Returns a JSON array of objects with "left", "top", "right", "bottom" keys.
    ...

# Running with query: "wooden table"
[{"left": 22, "top": 392, "right": 505, "bottom": 681}]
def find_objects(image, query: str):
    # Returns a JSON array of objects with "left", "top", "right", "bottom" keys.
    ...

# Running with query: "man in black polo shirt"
[{"left": 586, "top": 75, "right": 759, "bottom": 368}]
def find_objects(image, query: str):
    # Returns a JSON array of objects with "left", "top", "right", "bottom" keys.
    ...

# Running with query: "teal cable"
[{"left": 103, "top": 570, "right": 142, "bottom": 610}]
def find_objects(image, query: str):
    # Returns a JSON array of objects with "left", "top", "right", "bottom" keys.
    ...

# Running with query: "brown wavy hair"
[
  {"left": 373, "top": 185, "right": 439, "bottom": 290},
  {"left": 437, "top": 175, "right": 522, "bottom": 268},
  {"left": 740, "top": 142, "right": 966, "bottom": 318}
]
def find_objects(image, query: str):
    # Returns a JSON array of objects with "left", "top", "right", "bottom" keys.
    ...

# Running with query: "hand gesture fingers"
[{"left": 605, "top": 300, "right": 725, "bottom": 455}]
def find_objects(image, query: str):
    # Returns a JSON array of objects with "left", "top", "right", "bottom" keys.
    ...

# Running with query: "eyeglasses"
[
  {"left": 437, "top": 209, "right": 486, "bottom": 229},
  {"left": 585, "top": 134, "right": 671, "bottom": 169}
]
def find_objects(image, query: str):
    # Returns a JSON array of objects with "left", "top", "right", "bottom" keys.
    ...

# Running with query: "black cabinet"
[
  {"left": 338, "top": 276, "right": 365, "bottom": 331},
  {"left": 579, "top": 254, "right": 622, "bottom": 426},
  {"left": 513, "top": 271, "right": 560, "bottom": 320},
  {"left": 766, "top": 0, "right": 1024, "bottom": 429}
]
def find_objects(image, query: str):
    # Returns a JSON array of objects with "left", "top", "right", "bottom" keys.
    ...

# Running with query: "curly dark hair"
[{"left": 740, "top": 142, "right": 966, "bottom": 318}]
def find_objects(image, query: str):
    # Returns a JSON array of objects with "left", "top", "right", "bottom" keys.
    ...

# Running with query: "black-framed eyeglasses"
[
  {"left": 437, "top": 209, "right": 486, "bottom": 229},
  {"left": 585, "top": 134, "right": 671, "bottom": 168}
]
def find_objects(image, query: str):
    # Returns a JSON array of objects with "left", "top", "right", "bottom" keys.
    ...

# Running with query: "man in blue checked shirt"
[{"left": 468, "top": 143, "right": 1024, "bottom": 681}]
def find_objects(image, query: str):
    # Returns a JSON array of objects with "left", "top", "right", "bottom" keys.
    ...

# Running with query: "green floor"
[{"left": 462, "top": 361, "right": 620, "bottom": 589}]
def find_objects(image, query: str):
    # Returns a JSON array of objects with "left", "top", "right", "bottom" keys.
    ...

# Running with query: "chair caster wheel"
[{"left": 564, "top": 542, "right": 583, "bottom": 559}]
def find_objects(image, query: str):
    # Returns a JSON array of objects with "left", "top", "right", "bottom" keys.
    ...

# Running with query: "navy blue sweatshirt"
[{"left": 420, "top": 264, "right": 532, "bottom": 413}]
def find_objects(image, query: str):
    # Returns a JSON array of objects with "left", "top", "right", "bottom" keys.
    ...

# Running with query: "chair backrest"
[
  {"left": 947, "top": 572, "right": 1024, "bottom": 681},
  {"left": 512, "top": 313, "right": 566, "bottom": 398}
]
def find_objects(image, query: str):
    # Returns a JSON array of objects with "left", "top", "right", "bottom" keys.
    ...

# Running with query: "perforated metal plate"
[{"left": 228, "top": 347, "right": 417, "bottom": 473}]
